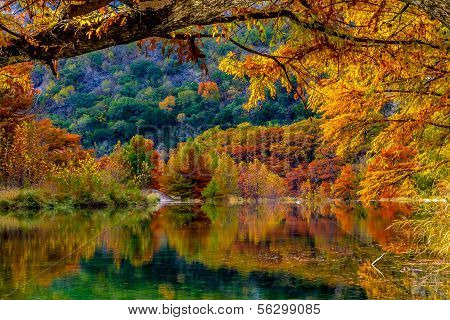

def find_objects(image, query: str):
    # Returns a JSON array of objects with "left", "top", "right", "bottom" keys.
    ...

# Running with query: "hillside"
[{"left": 34, "top": 39, "right": 309, "bottom": 155}]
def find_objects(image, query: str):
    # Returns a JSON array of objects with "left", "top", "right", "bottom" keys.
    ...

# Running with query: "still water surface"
[{"left": 0, "top": 202, "right": 447, "bottom": 299}]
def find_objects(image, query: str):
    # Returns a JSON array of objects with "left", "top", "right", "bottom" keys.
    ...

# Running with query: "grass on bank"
[
  {"left": 390, "top": 203, "right": 449, "bottom": 258},
  {"left": 0, "top": 188, "right": 158, "bottom": 212},
  {"left": 0, "top": 157, "right": 161, "bottom": 212}
]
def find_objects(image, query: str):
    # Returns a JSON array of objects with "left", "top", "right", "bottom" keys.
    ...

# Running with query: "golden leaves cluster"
[{"left": 219, "top": 0, "right": 449, "bottom": 199}]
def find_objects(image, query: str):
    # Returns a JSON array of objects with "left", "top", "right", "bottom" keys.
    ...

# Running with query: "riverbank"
[
  {"left": 0, "top": 188, "right": 159, "bottom": 212},
  {"left": 222, "top": 195, "right": 448, "bottom": 205},
  {"left": 1, "top": 188, "right": 448, "bottom": 212}
]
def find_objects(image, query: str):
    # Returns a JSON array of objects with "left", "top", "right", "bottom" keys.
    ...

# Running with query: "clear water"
[{"left": 0, "top": 202, "right": 447, "bottom": 299}]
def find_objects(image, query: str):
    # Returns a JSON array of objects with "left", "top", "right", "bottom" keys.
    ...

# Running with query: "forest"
[
  {"left": 0, "top": 0, "right": 449, "bottom": 260},
  {"left": 33, "top": 40, "right": 308, "bottom": 154}
]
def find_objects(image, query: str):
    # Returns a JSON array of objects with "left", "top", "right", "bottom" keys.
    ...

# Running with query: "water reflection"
[{"left": 0, "top": 202, "right": 447, "bottom": 299}]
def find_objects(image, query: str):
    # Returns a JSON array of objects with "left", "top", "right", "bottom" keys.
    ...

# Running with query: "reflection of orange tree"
[
  {"left": 331, "top": 201, "right": 412, "bottom": 250},
  {"left": 101, "top": 212, "right": 157, "bottom": 267},
  {"left": 0, "top": 215, "right": 97, "bottom": 293},
  {"left": 0, "top": 209, "right": 157, "bottom": 298},
  {"left": 159, "top": 203, "right": 389, "bottom": 285},
  {"left": 158, "top": 203, "right": 445, "bottom": 297},
  {"left": 153, "top": 205, "right": 213, "bottom": 258}
]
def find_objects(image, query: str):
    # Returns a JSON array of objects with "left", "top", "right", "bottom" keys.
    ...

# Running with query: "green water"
[{"left": 0, "top": 202, "right": 447, "bottom": 299}]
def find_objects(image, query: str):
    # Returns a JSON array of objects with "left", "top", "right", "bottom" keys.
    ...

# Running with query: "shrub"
[
  {"left": 108, "top": 190, "right": 130, "bottom": 208},
  {"left": 0, "top": 199, "right": 13, "bottom": 211},
  {"left": 202, "top": 178, "right": 220, "bottom": 199},
  {"left": 14, "top": 190, "right": 45, "bottom": 210},
  {"left": 146, "top": 194, "right": 159, "bottom": 205},
  {"left": 72, "top": 191, "right": 109, "bottom": 208}
]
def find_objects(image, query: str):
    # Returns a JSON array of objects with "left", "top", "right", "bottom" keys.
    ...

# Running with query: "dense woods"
[{"left": 32, "top": 41, "right": 308, "bottom": 154}]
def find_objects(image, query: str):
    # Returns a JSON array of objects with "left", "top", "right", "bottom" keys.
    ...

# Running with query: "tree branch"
[
  {"left": 62, "top": 0, "right": 112, "bottom": 18},
  {"left": 0, "top": 2, "right": 445, "bottom": 68},
  {"left": 227, "top": 37, "right": 313, "bottom": 119},
  {"left": 0, "top": 22, "right": 22, "bottom": 39},
  {"left": 0, "top": 0, "right": 262, "bottom": 68},
  {"left": 401, "top": 0, "right": 450, "bottom": 28},
  {"left": 278, "top": 10, "right": 442, "bottom": 49}
]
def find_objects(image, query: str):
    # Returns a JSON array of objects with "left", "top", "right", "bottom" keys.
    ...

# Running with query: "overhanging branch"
[
  {"left": 227, "top": 37, "right": 313, "bottom": 119},
  {"left": 0, "top": 0, "right": 261, "bottom": 68},
  {"left": 0, "top": 1, "right": 445, "bottom": 68}
]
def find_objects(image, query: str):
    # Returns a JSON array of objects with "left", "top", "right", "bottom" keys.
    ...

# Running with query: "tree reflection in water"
[{"left": 0, "top": 202, "right": 447, "bottom": 299}]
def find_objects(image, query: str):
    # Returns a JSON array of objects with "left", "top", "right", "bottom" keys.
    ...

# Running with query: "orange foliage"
[
  {"left": 159, "top": 95, "right": 176, "bottom": 111},
  {"left": 198, "top": 81, "right": 220, "bottom": 99},
  {"left": 218, "top": 0, "right": 448, "bottom": 200},
  {"left": 332, "top": 164, "right": 358, "bottom": 200},
  {"left": 318, "top": 181, "right": 332, "bottom": 198},
  {"left": 286, "top": 157, "right": 341, "bottom": 196},
  {"left": 162, "top": 140, "right": 212, "bottom": 198},
  {"left": 0, "top": 63, "right": 35, "bottom": 132},
  {"left": 101, "top": 136, "right": 163, "bottom": 189},
  {"left": 237, "top": 160, "right": 287, "bottom": 199},
  {"left": 285, "top": 164, "right": 308, "bottom": 196},
  {"left": 359, "top": 145, "right": 419, "bottom": 201},
  {"left": 0, "top": 119, "right": 89, "bottom": 187},
  {"left": 195, "top": 121, "right": 320, "bottom": 176}
]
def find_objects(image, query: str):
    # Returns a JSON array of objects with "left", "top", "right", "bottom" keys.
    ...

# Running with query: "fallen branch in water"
[{"left": 371, "top": 253, "right": 386, "bottom": 276}]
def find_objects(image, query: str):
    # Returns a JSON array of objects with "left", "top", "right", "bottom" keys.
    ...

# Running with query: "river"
[{"left": 0, "top": 202, "right": 447, "bottom": 299}]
